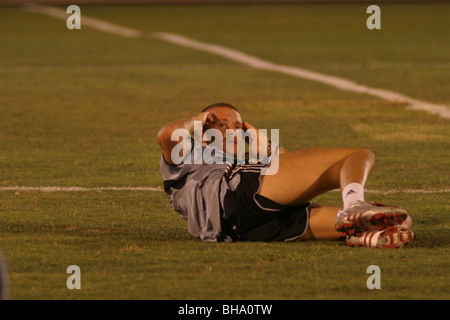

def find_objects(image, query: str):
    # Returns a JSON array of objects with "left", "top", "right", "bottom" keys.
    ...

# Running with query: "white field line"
[
  {"left": 24, "top": 3, "right": 450, "bottom": 120},
  {"left": 0, "top": 186, "right": 162, "bottom": 192},
  {"left": 0, "top": 186, "right": 448, "bottom": 195},
  {"left": 24, "top": 3, "right": 142, "bottom": 38},
  {"left": 152, "top": 32, "right": 450, "bottom": 119},
  {"left": 365, "top": 189, "right": 450, "bottom": 195}
]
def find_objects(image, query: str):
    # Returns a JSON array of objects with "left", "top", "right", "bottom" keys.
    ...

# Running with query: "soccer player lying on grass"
[{"left": 157, "top": 103, "right": 414, "bottom": 248}]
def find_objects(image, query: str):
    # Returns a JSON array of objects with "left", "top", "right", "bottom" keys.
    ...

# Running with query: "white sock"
[{"left": 342, "top": 183, "right": 365, "bottom": 210}]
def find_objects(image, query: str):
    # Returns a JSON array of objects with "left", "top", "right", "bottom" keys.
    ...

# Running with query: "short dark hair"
[{"left": 201, "top": 102, "right": 240, "bottom": 114}]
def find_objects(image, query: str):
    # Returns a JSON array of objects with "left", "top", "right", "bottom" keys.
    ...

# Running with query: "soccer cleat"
[
  {"left": 346, "top": 226, "right": 415, "bottom": 249},
  {"left": 335, "top": 201, "right": 409, "bottom": 237}
]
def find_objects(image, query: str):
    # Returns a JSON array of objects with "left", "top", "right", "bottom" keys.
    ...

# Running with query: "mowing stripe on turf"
[
  {"left": 24, "top": 3, "right": 450, "bottom": 120},
  {"left": 0, "top": 186, "right": 448, "bottom": 195}
]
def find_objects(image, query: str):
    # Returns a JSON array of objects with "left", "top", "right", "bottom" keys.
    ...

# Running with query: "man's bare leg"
[
  {"left": 297, "top": 205, "right": 342, "bottom": 241},
  {"left": 258, "top": 148, "right": 411, "bottom": 239},
  {"left": 258, "top": 148, "right": 375, "bottom": 206},
  {"left": 258, "top": 148, "right": 374, "bottom": 241}
]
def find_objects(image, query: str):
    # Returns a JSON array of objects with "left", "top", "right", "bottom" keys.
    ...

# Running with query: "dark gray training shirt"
[{"left": 160, "top": 139, "right": 234, "bottom": 242}]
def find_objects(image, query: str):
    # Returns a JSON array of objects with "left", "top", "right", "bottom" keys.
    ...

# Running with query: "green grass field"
[{"left": 0, "top": 2, "right": 449, "bottom": 300}]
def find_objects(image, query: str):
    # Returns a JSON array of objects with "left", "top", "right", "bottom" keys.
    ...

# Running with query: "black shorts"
[{"left": 221, "top": 165, "right": 310, "bottom": 242}]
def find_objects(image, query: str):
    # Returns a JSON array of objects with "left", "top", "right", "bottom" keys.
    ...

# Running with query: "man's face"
[{"left": 203, "top": 107, "right": 243, "bottom": 155}]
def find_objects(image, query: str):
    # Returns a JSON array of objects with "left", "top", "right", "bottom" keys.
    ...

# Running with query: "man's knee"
[{"left": 358, "top": 148, "right": 375, "bottom": 166}]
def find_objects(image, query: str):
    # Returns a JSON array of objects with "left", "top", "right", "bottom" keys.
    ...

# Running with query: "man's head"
[
  {"left": 201, "top": 102, "right": 240, "bottom": 115},
  {"left": 202, "top": 103, "right": 242, "bottom": 131},
  {"left": 201, "top": 103, "right": 243, "bottom": 155}
]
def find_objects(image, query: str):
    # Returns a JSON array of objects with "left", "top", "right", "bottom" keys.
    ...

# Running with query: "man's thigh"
[{"left": 259, "top": 148, "right": 359, "bottom": 205}]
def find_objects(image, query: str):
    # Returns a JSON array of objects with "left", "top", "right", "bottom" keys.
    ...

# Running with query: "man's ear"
[{"left": 201, "top": 128, "right": 208, "bottom": 147}]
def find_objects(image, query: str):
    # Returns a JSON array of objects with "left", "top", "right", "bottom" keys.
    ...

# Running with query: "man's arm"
[
  {"left": 156, "top": 111, "right": 210, "bottom": 166},
  {"left": 242, "top": 121, "right": 287, "bottom": 157}
]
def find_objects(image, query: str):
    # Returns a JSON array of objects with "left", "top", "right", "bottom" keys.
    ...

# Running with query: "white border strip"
[
  {"left": 0, "top": 186, "right": 162, "bottom": 192},
  {"left": 24, "top": 3, "right": 450, "bottom": 120},
  {"left": 0, "top": 186, "right": 448, "bottom": 194}
]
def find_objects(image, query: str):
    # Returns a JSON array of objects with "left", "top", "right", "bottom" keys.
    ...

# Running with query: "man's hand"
[
  {"left": 157, "top": 111, "right": 212, "bottom": 166},
  {"left": 242, "top": 121, "right": 269, "bottom": 158},
  {"left": 185, "top": 111, "right": 211, "bottom": 132},
  {"left": 242, "top": 121, "right": 287, "bottom": 156}
]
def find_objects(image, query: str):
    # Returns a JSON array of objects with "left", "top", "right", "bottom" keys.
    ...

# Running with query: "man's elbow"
[{"left": 156, "top": 125, "right": 173, "bottom": 148}]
